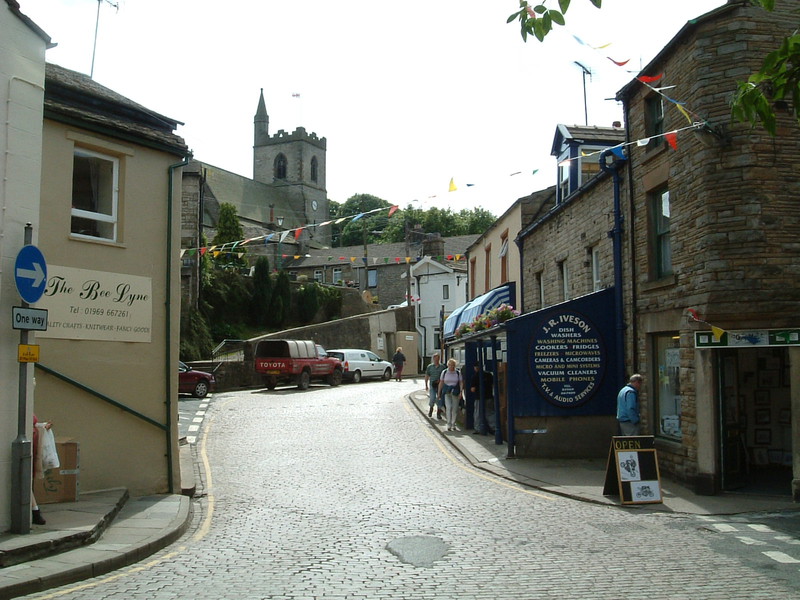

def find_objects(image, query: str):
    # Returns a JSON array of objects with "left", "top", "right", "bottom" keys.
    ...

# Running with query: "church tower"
[{"left": 253, "top": 90, "right": 329, "bottom": 245}]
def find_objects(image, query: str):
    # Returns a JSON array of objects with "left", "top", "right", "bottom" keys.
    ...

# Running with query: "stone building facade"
[{"left": 518, "top": 0, "right": 800, "bottom": 498}]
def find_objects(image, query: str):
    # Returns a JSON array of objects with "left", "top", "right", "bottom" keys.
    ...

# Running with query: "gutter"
[{"left": 166, "top": 155, "right": 191, "bottom": 493}]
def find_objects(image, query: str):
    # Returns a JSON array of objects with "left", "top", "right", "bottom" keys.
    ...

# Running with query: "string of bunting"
[{"left": 687, "top": 308, "right": 726, "bottom": 341}]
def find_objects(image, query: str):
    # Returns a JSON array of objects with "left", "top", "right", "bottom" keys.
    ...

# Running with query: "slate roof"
[
  {"left": 44, "top": 63, "right": 188, "bottom": 156},
  {"left": 282, "top": 233, "right": 480, "bottom": 269}
]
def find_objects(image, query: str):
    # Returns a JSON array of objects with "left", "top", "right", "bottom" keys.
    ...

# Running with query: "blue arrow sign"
[{"left": 15, "top": 245, "right": 47, "bottom": 304}]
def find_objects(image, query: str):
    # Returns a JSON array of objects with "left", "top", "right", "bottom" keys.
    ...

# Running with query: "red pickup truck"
[{"left": 254, "top": 339, "right": 343, "bottom": 390}]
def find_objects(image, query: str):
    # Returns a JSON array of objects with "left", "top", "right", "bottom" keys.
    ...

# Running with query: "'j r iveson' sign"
[{"left": 528, "top": 310, "right": 606, "bottom": 408}]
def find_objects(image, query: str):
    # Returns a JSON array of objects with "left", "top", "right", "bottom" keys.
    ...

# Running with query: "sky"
[{"left": 21, "top": 0, "right": 727, "bottom": 217}]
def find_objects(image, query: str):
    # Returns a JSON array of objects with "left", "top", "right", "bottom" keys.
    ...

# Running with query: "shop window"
[
  {"left": 71, "top": 148, "right": 119, "bottom": 242},
  {"left": 651, "top": 186, "right": 672, "bottom": 279},
  {"left": 653, "top": 333, "right": 682, "bottom": 440}
]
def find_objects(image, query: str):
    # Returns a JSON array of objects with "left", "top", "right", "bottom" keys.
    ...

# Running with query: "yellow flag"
[
  {"left": 711, "top": 326, "right": 725, "bottom": 341},
  {"left": 449, "top": 177, "right": 457, "bottom": 192}
]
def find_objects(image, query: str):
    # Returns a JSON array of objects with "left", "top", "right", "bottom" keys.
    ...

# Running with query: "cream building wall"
[
  {"left": 34, "top": 105, "right": 186, "bottom": 495},
  {"left": 0, "top": 1, "right": 47, "bottom": 530}
]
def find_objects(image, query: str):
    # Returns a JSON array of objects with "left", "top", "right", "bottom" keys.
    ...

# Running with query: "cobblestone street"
[{"left": 23, "top": 381, "right": 800, "bottom": 599}]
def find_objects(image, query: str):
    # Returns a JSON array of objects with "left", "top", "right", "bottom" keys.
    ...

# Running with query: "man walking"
[
  {"left": 616, "top": 374, "right": 643, "bottom": 436},
  {"left": 424, "top": 353, "right": 446, "bottom": 419}
]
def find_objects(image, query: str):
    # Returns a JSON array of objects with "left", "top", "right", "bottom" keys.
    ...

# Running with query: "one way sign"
[{"left": 14, "top": 245, "right": 47, "bottom": 304}]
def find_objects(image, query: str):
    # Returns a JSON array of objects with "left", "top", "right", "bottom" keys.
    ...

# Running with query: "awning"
[{"left": 443, "top": 283, "right": 515, "bottom": 341}]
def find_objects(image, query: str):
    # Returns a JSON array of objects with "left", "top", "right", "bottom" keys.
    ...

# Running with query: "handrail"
[{"left": 35, "top": 363, "right": 167, "bottom": 432}]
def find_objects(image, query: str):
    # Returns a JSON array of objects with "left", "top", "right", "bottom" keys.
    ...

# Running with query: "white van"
[{"left": 326, "top": 349, "right": 393, "bottom": 383}]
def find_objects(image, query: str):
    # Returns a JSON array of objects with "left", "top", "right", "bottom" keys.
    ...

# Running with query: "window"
[
  {"left": 591, "top": 245, "right": 602, "bottom": 291},
  {"left": 558, "top": 157, "right": 570, "bottom": 202},
  {"left": 651, "top": 186, "right": 672, "bottom": 278},
  {"left": 499, "top": 233, "right": 509, "bottom": 284},
  {"left": 645, "top": 94, "right": 664, "bottom": 151},
  {"left": 314, "top": 269, "right": 323, "bottom": 282},
  {"left": 71, "top": 148, "right": 119, "bottom": 241},
  {"left": 368, "top": 269, "right": 377, "bottom": 288},
  {"left": 333, "top": 267, "right": 342, "bottom": 284},
  {"left": 289, "top": 270, "right": 298, "bottom": 281},
  {"left": 274, "top": 154, "right": 287, "bottom": 179},
  {"left": 579, "top": 147, "right": 603, "bottom": 186},
  {"left": 484, "top": 244, "right": 491, "bottom": 293},
  {"left": 310, "top": 156, "right": 318, "bottom": 182},
  {"left": 469, "top": 257, "right": 476, "bottom": 299},
  {"left": 559, "top": 260, "right": 569, "bottom": 301},
  {"left": 653, "top": 333, "right": 682, "bottom": 440},
  {"left": 442, "top": 284, "right": 450, "bottom": 300}
]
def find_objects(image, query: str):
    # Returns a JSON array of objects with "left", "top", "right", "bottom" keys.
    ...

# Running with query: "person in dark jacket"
[{"left": 392, "top": 347, "right": 406, "bottom": 382}]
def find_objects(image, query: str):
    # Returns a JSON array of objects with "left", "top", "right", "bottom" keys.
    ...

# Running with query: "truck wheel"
[
  {"left": 266, "top": 376, "right": 277, "bottom": 390},
  {"left": 328, "top": 368, "right": 342, "bottom": 387},
  {"left": 297, "top": 370, "right": 311, "bottom": 390}
]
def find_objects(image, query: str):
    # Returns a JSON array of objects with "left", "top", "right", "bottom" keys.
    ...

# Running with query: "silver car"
[{"left": 326, "top": 349, "right": 393, "bottom": 383}]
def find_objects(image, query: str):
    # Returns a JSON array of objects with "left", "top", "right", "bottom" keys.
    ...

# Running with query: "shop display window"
[{"left": 654, "top": 333, "right": 682, "bottom": 440}]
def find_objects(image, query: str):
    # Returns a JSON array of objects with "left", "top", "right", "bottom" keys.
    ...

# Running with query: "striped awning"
[{"left": 443, "top": 283, "right": 514, "bottom": 340}]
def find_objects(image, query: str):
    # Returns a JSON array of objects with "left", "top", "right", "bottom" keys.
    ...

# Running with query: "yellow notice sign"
[{"left": 18, "top": 344, "right": 40, "bottom": 363}]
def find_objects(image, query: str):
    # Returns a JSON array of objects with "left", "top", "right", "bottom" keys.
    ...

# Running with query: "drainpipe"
[
  {"left": 599, "top": 148, "right": 628, "bottom": 389},
  {"left": 167, "top": 155, "right": 191, "bottom": 493}
]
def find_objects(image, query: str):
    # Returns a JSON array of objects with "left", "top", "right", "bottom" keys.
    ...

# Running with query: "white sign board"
[{"left": 36, "top": 265, "right": 153, "bottom": 342}]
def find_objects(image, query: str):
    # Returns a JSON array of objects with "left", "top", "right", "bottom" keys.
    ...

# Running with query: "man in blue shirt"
[{"left": 616, "top": 374, "right": 643, "bottom": 436}]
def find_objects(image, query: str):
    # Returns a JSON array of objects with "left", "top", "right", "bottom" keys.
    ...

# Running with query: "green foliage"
[
  {"left": 268, "top": 270, "right": 291, "bottom": 327},
  {"left": 179, "top": 300, "right": 214, "bottom": 361},
  {"left": 250, "top": 256, "right": 273, "bottom": 327},
  {"left": 212, "top": 203, "right": 247, "bottom": 270},
  {"left": 333, "top": 194, "right": 393, "bottom": 247},
  {"left": 200, "top": 268, "right": 253, "bottom": 340},
  {"left": 508, "top": 0, "right": 600, "bottom": 42},
  {"left": 296, "top": 283, "right": 321, "bottom": 323},
  {"left": 731, "top": 30, "right": 800, "bottom": 135},
  {"left": 380, "top": 205, "right": 496, "bottom": 243},
  {"left": 318, "top": 285, "right": 343, "bottom": 320}
]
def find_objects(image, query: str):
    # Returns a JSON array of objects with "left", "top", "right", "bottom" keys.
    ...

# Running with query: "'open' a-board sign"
[{"left": 602, "top": 436, "right": 662, "bottom": 505}]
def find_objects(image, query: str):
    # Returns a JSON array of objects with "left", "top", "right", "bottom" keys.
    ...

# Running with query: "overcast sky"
[{"left": 22, "top": 0, "right": 726, "bottom": 216}]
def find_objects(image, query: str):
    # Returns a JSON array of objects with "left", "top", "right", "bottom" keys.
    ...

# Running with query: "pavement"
[{"left": 1, "top": 389, "right": 798, "bottom": 599}]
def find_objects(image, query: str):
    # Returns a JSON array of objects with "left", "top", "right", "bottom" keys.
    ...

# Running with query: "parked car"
[
  {"left": 254, "top": 339, "right": 343, "bottom": 390},
  {"left": 179, "top": 361, "right": 215, "bottom": 398},
  {"left": 326, "top": 349, "right": 393, "bottom": 383}
]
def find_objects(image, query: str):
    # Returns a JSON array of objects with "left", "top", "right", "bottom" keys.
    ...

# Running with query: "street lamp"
[{"left": 277, "top": 216, "right": 284, "bottom": 271}]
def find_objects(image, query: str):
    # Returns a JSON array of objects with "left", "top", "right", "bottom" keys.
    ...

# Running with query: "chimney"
[{"left": 423, "top": 233, "right": 445, "bottom": 258}]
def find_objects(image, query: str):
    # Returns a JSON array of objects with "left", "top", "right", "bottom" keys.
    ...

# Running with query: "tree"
[
  {"left": 268, "top": 270, "right": 291, "bottom": 328},
  {"left": 211, "top": 203, "right": 247, "bottom": 270},
  {"left": 250, "top": 257, "right": 273, "bottom": 327},
  {"left": 508, "top": 0, "right": 799, "bottom": 135},
  {"left": 334, "top": 193, "right": 393, "bottom": 247}
]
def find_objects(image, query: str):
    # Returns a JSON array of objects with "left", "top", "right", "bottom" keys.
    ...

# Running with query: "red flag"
[
  {"left": 665, "top": 132, "right": 678, "bottom": 151},
  {"left": 608, "top": 57, "right": 630, "bottom": 66},
  {"left": 637, "top": 73, "right": 663, "bottom": 84},
  {"left": 294, "top": 227, "right": 303, "bottom": 240},
  {"left": 388, "top": 205, "right": 399, "bottom": 217}
]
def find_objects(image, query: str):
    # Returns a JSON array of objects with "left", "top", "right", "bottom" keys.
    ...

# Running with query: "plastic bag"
[{"left": 39, "top": 425, "right": 60, "bottom": 470}]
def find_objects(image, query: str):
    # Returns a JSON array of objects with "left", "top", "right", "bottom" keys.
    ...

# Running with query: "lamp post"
[{"left": 277, "top": 215, "right": 284, "bottom": 271}]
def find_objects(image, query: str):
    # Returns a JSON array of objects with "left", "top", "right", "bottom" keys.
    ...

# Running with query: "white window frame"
[
  {"left": 560, "top": 260, "right": 570, "bottom": 301},
  {"left": 314, "top": 269, "right": 323, "bottom": 282},
  {"left": 71, "top": 147, "right": 119, "bottom": 242},
  {"left": 591, "top": 246, "right": 602, "bottom": 292},
  {"left": 442, "top": 284, "right": 450, "bottom": 300},
  {"left": 333, "top": 267, "right": 343, "bottom": 284}
]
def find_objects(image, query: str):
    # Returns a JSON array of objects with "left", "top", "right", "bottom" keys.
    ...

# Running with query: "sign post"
[
  {"left": 10, "top": 225, "right": 47, "bottom": 534},
  {"left": 603, "top": 436, "right": 663, "bottom": 505}
]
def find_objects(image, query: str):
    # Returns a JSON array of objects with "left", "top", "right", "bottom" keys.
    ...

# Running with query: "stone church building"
[{"left": 181, "top": 90, "right": 331, "bottom": 306}]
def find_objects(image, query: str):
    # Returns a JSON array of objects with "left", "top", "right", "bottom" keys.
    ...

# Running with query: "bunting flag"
[
  {"left": 294, "top": 228, "right": 304, "bottom": 240},
  {"left": 388, "top": 205, "right": 399, "bottom": 217},
  {"left": 687, "top": 308, "right": 726, "bottom": 341},
  {"left": 449, "top": 178, "right": 457, "bottom": 192},
  {"left": 608, "top": 57, "right": 630, "bottom": 66},
  {"left": 351, "top": 213, "right": 365, "bottom": 223},
  {"left": 665, "top": 132, "right": 678, "bottom": 151},
  {"left": 280, "top": 230, "right": 291, "bottom": 242},
  {"left": 637, "top": 73, "right": 663, "bottom": 84}
]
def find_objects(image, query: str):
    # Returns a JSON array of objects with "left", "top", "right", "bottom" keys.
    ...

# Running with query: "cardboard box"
[{"left": 33, "top": 439, "right": 79, "bottom": 504}]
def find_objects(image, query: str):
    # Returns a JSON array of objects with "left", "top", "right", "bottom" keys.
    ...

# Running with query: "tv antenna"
[
  {"left": 574, "top": 61, "right": 592, "bottom": 125},
  {"left": 91, "top": 0, "right": 120, "bottom": 79}
]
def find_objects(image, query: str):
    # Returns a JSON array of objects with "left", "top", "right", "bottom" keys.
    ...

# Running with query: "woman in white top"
[{"left": 438, "top": 359, "right": 464, "bottom": 431}]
